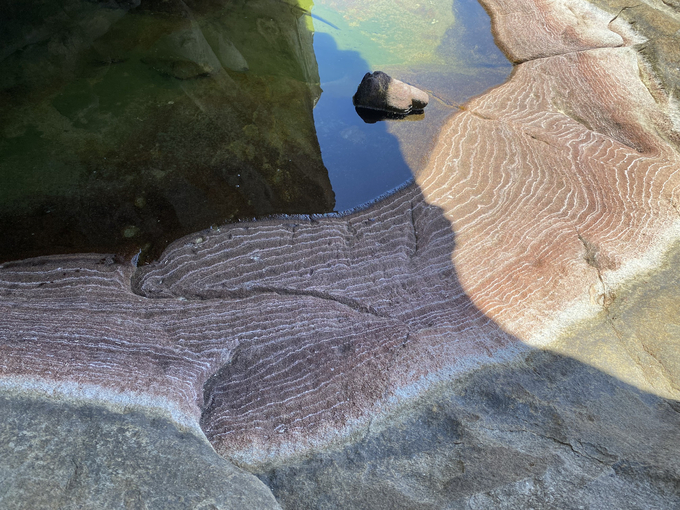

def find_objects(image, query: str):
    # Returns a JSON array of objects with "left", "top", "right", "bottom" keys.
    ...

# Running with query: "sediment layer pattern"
[
  {"left": 1, "top": 0, "right": 679, "bottom": 470},
  {"left": 419, "top": 45, "right": 680, "bottom": 342},
  {"left": 487, "top": 0, "right": 628, "bottom": 62},
  {"left": 0, "top": 186, "right": 517, "bottom": 461}
]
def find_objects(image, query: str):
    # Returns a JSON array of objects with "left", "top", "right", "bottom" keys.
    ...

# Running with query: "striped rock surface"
[
  {"left": 421, "top": 45, "right": 680, "bottom": 346},
  {"left": 1, "top": 0, "right": 680, "bottom": 476}
]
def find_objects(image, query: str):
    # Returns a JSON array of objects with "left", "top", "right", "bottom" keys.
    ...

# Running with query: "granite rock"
[
  {"left": 0, "top": 393, "right": 281, "bottom": 510},
  {"left": 258, "top": 350, "right": 680, "bottom": 509}
]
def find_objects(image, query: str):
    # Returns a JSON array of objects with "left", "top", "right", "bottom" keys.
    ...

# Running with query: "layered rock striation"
[{"left": 1, "top": 0, "right": 680, "bottom": 506}]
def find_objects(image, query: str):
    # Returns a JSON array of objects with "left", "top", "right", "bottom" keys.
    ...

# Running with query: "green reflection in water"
[
  {"left": 0, "top": 0, "right": 333, "bottom": 263},
  {"left": 310, "top": 0, "right": 512, "bottom": 210},
  {"left": 311, "top": 0, "right": 458, "bottom": 68},
  {"left": 0, "top": 0, "right": 510, "bottom": 263}
]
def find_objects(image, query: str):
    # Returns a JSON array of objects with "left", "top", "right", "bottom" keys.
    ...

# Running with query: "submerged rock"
[
  {"left": 0, "top": 0, "right": 332, "bottom": 263},
  {"left": 202, "top": 21, "right": 249, "bottom": 73},
  {"left": 352, "top": 71, "right": 429, "bottom": 115},
  {"left": 142, "top": 23, "right": 222, "bottom": 79}
]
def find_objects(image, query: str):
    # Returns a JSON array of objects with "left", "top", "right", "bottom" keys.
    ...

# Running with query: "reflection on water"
[
  {"left": 312, "top": 33, "right": 412, "bottom": 211},
  {"left": 0, "top": 0, "right": 510, "bottom": 262},
  {"left": 0, "top": 0, "right": 333, "bottom": 262},
  {"left": 311, "top": 0, "right": 512, "bottom": 209}
]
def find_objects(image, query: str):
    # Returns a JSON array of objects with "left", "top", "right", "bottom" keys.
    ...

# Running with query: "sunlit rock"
[{"left": 2, "top": 0, "right": 680, "bottom": 507}]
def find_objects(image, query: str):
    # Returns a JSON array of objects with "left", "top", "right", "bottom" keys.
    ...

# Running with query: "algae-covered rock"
[
  {"left": 0, "top": 0, "right": 331, "bottom": 264},
  {"left": 142, "top": 23, "right": 223, "bottom": 79}
]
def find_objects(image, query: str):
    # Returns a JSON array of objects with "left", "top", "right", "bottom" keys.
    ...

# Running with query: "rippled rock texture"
[{"left": 1, "top": 0, "right": 680, "bottom": 507}]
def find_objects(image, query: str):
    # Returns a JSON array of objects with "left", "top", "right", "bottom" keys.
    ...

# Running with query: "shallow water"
[
  {"left": 311, "top": 0, "right": 511, "bottom": 211},
  {"left": 0, "top": 0, "right": 510, "bottom": 262}
]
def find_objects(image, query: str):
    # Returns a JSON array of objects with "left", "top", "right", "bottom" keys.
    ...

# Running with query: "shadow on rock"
[{"left": 256, "top": 349, "right": 680, "bottom": 509}]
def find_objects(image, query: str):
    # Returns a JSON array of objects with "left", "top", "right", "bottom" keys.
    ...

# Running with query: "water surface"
[
  {"left": 0, "top": 0, "right": 510, "bottom": 262},
  {"left": 311, "top": 0, "right": 512, "bottom": 210}
]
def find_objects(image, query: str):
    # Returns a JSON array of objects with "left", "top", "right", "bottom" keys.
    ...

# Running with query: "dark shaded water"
[{"left": 0, "top": 0, "right": 510, "bottom": 262}]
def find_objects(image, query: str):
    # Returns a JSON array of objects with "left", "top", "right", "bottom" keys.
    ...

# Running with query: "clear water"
[
  {"left": 311, "top": 0, "right": 511, "bottom": 211},
  {"left": 0, "top": 0, "right": 510, "bottom": 262}
]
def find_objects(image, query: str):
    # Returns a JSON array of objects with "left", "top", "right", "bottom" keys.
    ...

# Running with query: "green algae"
[
  {"left": 0, "top": 0, "right": 333, "bottom": 262},
  {"left": 311, "top": 0, "right": 508, "bottom": 73},
  {"left": 311, "top": 0, "right": 457, "bottom": 68},
  {"left": 0, "top": 0, "right": 511, "bottom": 262}
]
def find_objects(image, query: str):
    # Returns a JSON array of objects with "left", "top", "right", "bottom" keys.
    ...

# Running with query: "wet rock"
[
  {"left": 202, "top": 21, "right": 249, "bottom": 72},
  {"left": 352, "top": 71, "right": 429, "bottom": 114},
  {"left": 0, "top": 0, "right": 332, "bottom": 263},
  {"left": 142, "top": 23, "right": 222, "bottom": 79}
]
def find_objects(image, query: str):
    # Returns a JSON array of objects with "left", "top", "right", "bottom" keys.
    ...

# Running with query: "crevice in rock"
[
  {"left": 514, "top": 46, "right": 623, "bottom": 65},
  {"left": 636, "top": 50, "right": 666, "bottom": 105},
  {"left": 639, "top": 340, "right": 680, "bottom": 393},
  {"left": 669, "top": 197, "right": 680, "bottom": 218},
  {"left": 201, "top": 342, "right": 246, "bottom": 415},
  {"left": 609, "top": 5, "right": 641, "bottom": 26},
  {"left": 577, "top": 231, "right": 615, "bottom": 308},
  {"left": 63, "top": 458, "right": 82, "bottom": 495},
  {"left": 556, "top": 106, "right": 596, "bottom": 133},
  {"left": 177, "top": 285, "right": 392, "bottom": 320},
  {"left": 666, "top": 400, "right": 680, "bottom": 414},
  {"left": 250, "top": 286, "right": 391, "bottom": 319},
  {"left": 606, "top": 317, "right": 647, "bottom": 370},
  {"left": 478, "top": 425, "right": 615, "bottom": 466},
  {"left": 409, "top": 201, "right": 420, "bottom": 259},
  {"left": 524, "top": 131, "right": 560, "bottom": 149},
  {"left": 465, "top": 109, "right": 497, "bottom": 122},
  {"left": 606, "top": 317, "right": 680, "bottom": 393}
]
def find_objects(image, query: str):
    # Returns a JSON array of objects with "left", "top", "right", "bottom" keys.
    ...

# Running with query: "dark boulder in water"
[{"left": 352, "top": 71, "right": 429, "bottom": 115}]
